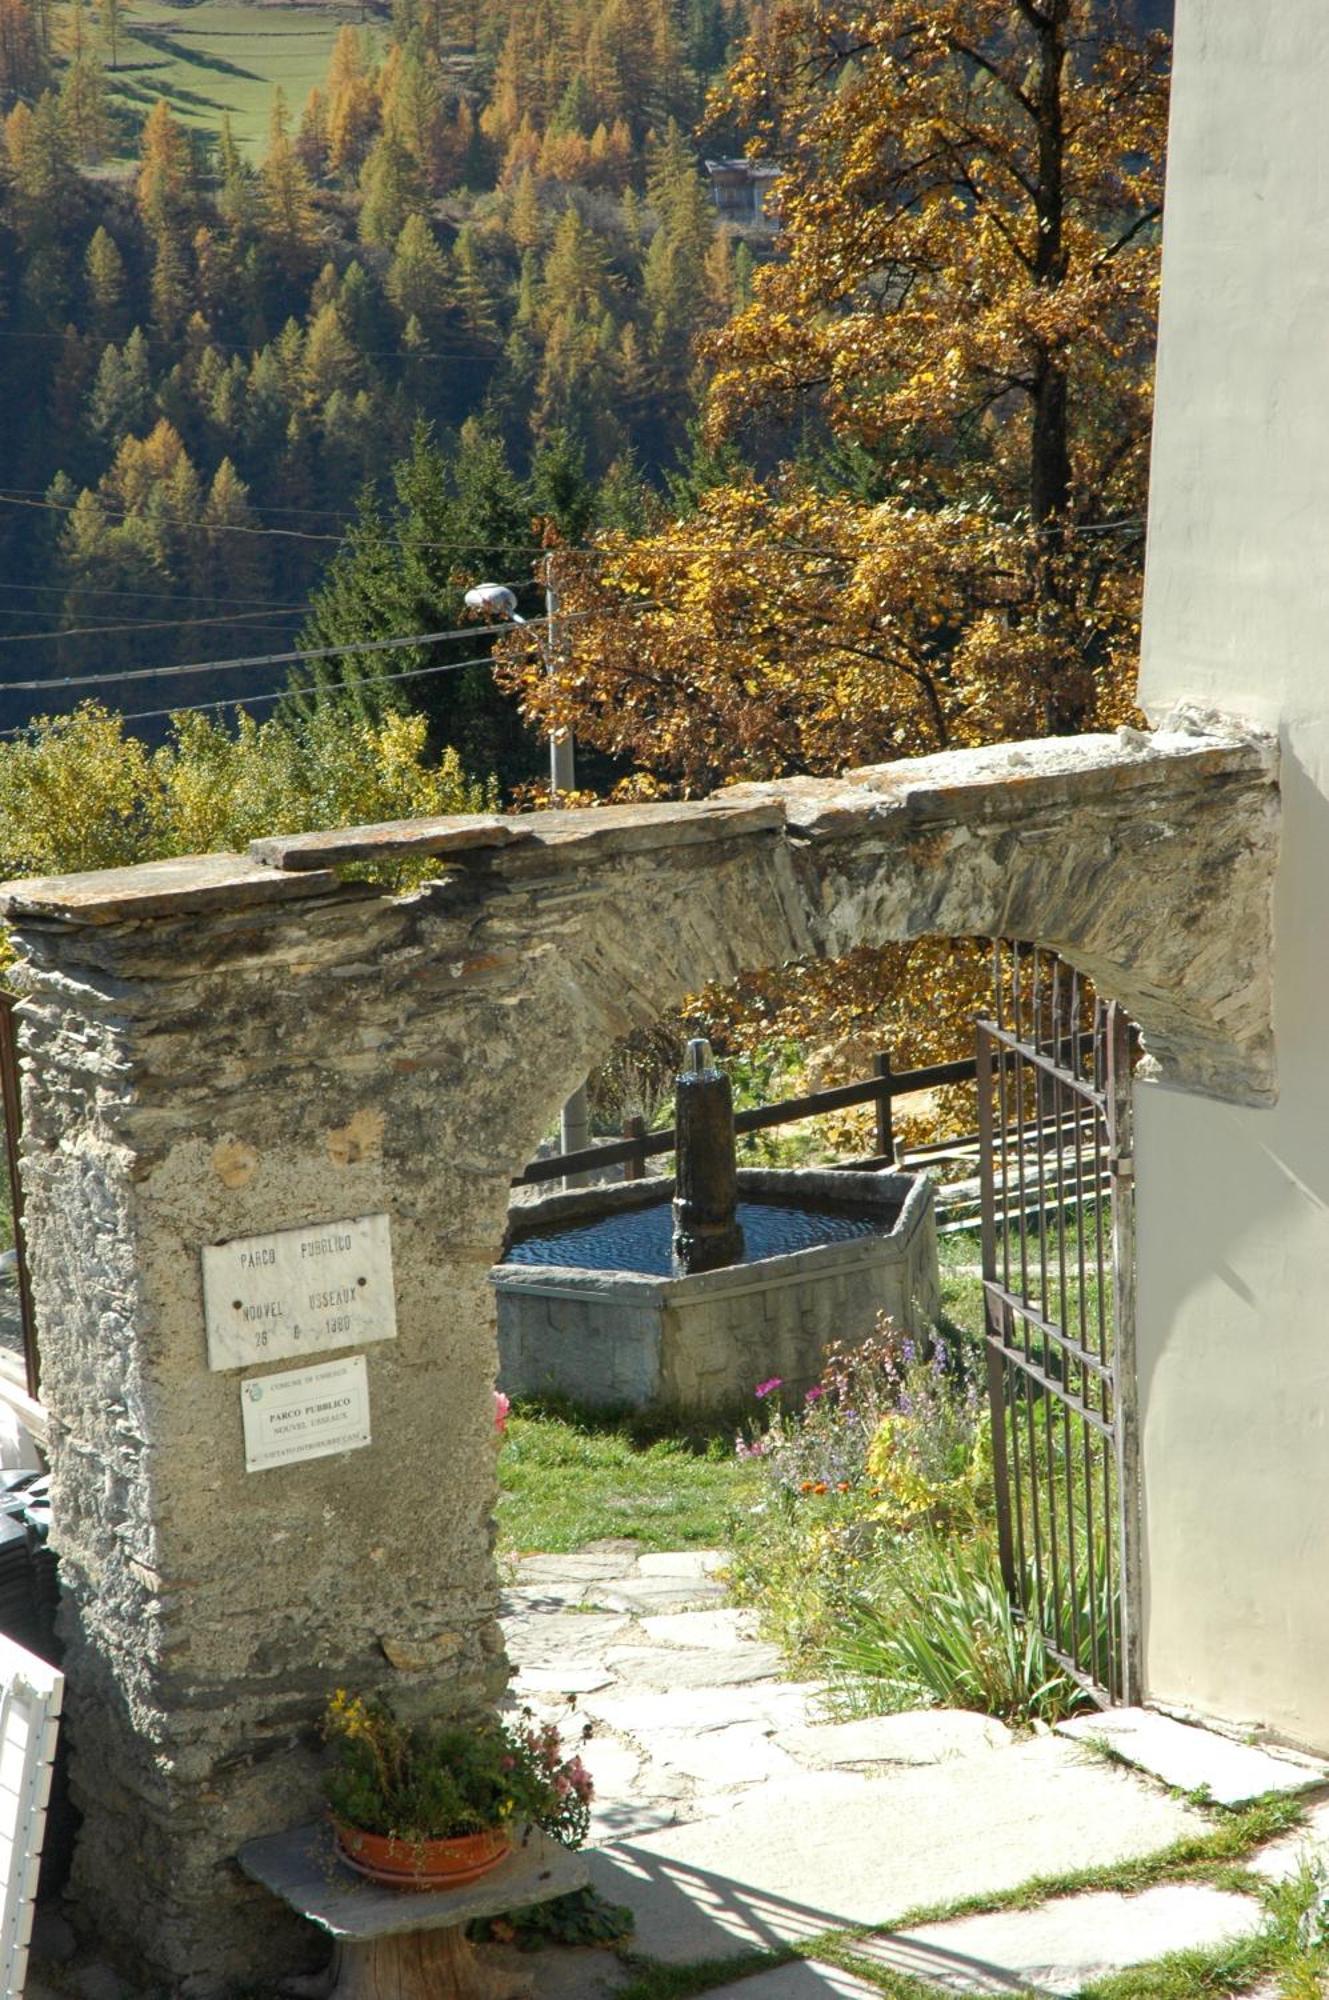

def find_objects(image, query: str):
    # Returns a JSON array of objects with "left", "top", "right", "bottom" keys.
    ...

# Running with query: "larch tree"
[
  {"left": 386, "top": 211, "right": 451, "bottom": 325},
  {"left": 83, "top": 223, "right": 126, "bottom": 334},
  {"left": 0, "top": 0, "right": 46, "bottom": 109},
  {"left": 98, "top": 0, "right": 124, "bottom": 69}
]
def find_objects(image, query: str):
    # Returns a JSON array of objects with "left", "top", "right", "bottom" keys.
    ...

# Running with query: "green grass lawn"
[
  {"left": 87, "top": 0, "right": 376, "bottom": 156},
  {"left": 497, "top": 1408, "right": 761, "bottom": 1557}
]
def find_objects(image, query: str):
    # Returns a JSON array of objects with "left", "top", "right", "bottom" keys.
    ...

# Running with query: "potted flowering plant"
[{"left": 322, "top": 1691, "right": 594, "bottom": 1890}]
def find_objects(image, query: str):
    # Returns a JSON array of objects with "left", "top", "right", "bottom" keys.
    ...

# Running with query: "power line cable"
[
  {"left": 0, "top": 605, "right": 307, "bottom": 644},
  {"left": 0, "top": 577, "right": 300, "bottom": 609},
  {"left": 0, "top": 600, "right": 652, "bottom": 697},
  {"left": 0, "top": 491, "right": 545, "bottom": 553},
  {"left": 0, "top": 647, "right": 515, "bottom": 736},
  {"left": 0, "top": 324, "right": 516, "bottom": 364},
  {"left": 0, "top": 615, "right": 548, "bottom": 694}
]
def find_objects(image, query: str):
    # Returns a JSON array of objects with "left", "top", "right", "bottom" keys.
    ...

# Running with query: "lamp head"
[{"left": 464, "top": 583, "right": 520, "bottom": 620}]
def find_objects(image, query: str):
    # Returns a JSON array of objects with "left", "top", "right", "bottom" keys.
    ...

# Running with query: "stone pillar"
[
  {"left": 671, "top": 1040, "right": 744, "bottom": 1275},
  {"left": 4, "top": 859, "right": 516, "bottom": 1993}
]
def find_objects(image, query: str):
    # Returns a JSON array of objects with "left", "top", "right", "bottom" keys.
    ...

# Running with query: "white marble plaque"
[
  {"left": 203, "top": 1213, "right": 396, "bottom": 1371},
  {"left": 241, "top": 1354, "right": 371, "bottom": 1473}
]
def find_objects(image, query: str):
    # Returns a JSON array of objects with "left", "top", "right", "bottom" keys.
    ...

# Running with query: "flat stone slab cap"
[
  {"left": 584, "top": 1736, "right": 1213, "bottom": 1963},
  {"left": 859, "top": 1883, "right": 1264, "bottom": 1995},
  {"left": 1056, "top": 1705, "right": 1329, "bottom": 1805},
  {"left": 249, "top": 812, "right": 527, "bottom": 870},
  {"left": 250, "top": 795, "right": 785, "bottom": 871},
  {"left": 0, "top": 852, "right": 340, "bottom": 923},
  {"left": 237, "top": 1821, "right": 587, "bottom": 1940},
  {"left": 721, "top": 723, "right": 1275, "bottom": 840}
]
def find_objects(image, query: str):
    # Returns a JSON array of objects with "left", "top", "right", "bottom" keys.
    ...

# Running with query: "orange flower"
[{"left": 813, "top": 1481, "right": 828, "bottom": 1495}]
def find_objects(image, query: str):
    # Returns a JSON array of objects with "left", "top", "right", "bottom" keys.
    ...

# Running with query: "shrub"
[
  {"left": 827, "top": 1533, "right": 1091, "bottom": 1725},
  {"left": 725, "top": 1321, "right": 990, "bottom": 1668}
]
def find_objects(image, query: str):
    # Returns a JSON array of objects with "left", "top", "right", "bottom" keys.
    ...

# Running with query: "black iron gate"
[{"left": 976, "top": 943, "right": 1140, "bottom": 1707}]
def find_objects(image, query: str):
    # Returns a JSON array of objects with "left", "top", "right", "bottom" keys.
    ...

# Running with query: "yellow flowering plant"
[{"left": 322, "top": 1693, "right": 593, "bottom": 1847}]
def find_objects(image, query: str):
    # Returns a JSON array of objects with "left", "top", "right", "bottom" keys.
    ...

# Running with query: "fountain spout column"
[{"left": 671, "top": 1038, "right": 745, "bottom": 1276}]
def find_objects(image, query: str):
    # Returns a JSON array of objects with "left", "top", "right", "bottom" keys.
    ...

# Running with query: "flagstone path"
[
  {"left": 23, "top": 1541, "right": 1329, "bottom": 1999},
  {"left": 492, "top": 1541, "right": 1329, "bottom": 2000}
]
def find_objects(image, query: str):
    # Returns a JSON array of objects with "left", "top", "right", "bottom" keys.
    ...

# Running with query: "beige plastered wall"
[{"left": 1136, "top": 1, "right": 1329, "bottom": 1747}]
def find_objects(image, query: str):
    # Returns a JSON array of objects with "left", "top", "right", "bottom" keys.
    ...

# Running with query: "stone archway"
[{"left": 0, "top": 715, "right": 1277, "bottom": 1990}]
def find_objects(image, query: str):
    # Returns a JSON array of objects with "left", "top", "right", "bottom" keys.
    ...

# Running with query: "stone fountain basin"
[{"left": 492, "top": 1166, "right": 939, "bottom": 1414}]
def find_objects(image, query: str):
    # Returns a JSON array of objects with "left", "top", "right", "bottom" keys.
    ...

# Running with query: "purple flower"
[
  {"left": 755, "top": 1377, "right": 783, "bottom": 1400},
  {"left": 804, "top": 1384, "right": 825, "bottom": 1404}
]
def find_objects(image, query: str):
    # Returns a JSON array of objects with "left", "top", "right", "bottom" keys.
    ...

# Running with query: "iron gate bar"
[{"left": 978, "top": 942, "right": 1140, "bottom": 1708}]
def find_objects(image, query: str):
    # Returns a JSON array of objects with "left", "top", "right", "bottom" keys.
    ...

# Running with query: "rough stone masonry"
[{"left": 0, "top": 714, "right": 1278, "bottom": 1992}]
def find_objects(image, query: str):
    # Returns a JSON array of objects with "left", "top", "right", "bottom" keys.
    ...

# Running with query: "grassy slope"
[{"left": 90, "top": 0, "right": 372, "bottom": 156}]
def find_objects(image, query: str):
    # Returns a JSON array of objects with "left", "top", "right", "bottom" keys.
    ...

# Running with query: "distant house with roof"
[{"left": 704, "top": 158, "right": 781, "bottom": 229}]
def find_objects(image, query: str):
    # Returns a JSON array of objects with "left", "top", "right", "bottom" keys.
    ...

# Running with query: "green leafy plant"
[
  {"left": 827, "top": 1534, "right": 1091, "bottom": 1725},
  {"left": 470, "top": 1885, "right": 634, "bottom": 1950},
  {"left": 322, "top": 1692, "right": 594, "bottom": 1846}
]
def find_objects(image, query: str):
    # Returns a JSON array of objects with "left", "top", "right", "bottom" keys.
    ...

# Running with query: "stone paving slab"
[
  {"left": 584, "top": 1739, "right": 1214, "bottom": 1964},
  {"left": 1057, "top": 1706, "right": 1329, "bottom": 1805},
  {"left": 635, "top": 1549, "right": 727, "bottom": 1578},
  {"left": 603, "top": 1643, "right": 786, "bottom": 1688},
  {"left": 639, "top": 1608, "right": 759, "bottom": 1648},
  {"left": 501, "top": 1582, "right": 597, "bottom": 1615},
  {"left": 858, "top": 1883, "right": 1265, "bottom": 1995},
  {"left": 775, "top": 1712, "right": 1013, "bottom": 1770},
  {"left": 589, "top": 1578, "right": 730, "bottom": 1616},
  {"left": 645, "top": 1724, "right": 802, "bottom": 1788},
  {"left": 513, "top": 1663, "right": 615, "bottom": 1697},
  {"left": 696, "top": 1963, "right": 882, "bottom": 1999},
  {"left": 504, "top": 1609, "right": 632, "bottom": 1663},
  {"left": 514, "top": 1552, "right": 639, "bottom": 1583},
  {"left": 583, "top": 1681, "right": 821, "bottom": 1739},
  {"left": 1249, "top": 1797, "right": 1329, "bottom": 1882}
]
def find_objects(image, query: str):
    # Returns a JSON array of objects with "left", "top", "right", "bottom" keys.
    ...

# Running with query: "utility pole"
[
  {"left": 464, "top": 567, "right": 589, "bottom": 1185},
  {"left": 544, "top": 552, "right": 590, "bottom": 1177}
]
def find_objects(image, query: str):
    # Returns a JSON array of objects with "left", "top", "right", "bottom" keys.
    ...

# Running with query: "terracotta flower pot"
[{"left": 332, "top": 1819, "right": 511, "bottom": 1891}]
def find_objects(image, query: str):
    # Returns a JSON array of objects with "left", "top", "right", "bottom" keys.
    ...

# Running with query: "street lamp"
[
  {"left": 465, "top": 571, "right": 589, "bottom": 1177},
  {"left": 463, "top": 571, "right": 575, "bottom": 797}
]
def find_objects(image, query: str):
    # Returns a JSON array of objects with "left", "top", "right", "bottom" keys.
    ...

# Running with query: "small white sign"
[
  {"left": 203, "top": 1213, "right": 397, "bottom": 1372},
  {"left": 241, "top": 1354, "right": 371, "bottom": 1473}
]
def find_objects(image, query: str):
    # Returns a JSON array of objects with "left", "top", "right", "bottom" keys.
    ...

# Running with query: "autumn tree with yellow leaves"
[
  {"left": 505, "top": 0, "right": 1169, "bottom": 788},
  {"left": 496, "top": 0, "right": 1169, "bottom": 1102}
]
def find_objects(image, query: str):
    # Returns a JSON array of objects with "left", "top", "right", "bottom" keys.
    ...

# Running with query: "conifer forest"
[{"left": 0, "top": 0, "right": 1173, "bottom": 853}]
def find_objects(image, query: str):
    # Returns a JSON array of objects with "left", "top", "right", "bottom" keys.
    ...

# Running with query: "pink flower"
[
  {"left": 754, "top": 1377, "right": 783, "bottom": 1400},
  {"left": 493, "top": 1390, "right": 510, "bottom": 1434},
  {"left": 804, "top": 1384, "right": 825, "bottom": 1404}
]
